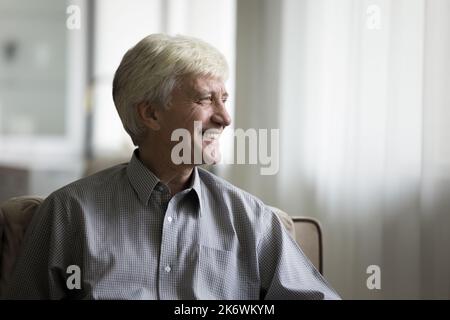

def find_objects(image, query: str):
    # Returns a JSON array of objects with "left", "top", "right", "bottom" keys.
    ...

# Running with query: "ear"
[{"left": 137, "top": 102, "right": 161, "bottom": 131}]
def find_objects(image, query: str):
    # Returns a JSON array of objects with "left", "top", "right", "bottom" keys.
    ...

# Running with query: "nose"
[{"left": 211, "top": 101, "right": 232, "bottom": 128}]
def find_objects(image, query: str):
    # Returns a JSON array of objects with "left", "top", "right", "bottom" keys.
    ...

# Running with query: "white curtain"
[{"left": 227, "top": 0, "right": 450, "bottom": 299}]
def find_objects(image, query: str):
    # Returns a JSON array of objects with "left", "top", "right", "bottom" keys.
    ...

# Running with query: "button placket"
[{"left": 157, "top": 192, "right": 178, "bottom": 299}]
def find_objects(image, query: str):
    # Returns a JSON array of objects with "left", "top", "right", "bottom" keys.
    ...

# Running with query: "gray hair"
[{"left": 112, "top": 34, "right": 229, "bottom": 145}]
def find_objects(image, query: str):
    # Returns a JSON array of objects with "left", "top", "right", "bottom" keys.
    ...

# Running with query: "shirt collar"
[
  {"left": 189, "top": 165, "right": 203, "bottom": 216},
  {"left": 127, "top": 149, "right": 203, "bottom": 214},
  {"left": 127, "top": 149, "right": 160, "bottom": 205}
]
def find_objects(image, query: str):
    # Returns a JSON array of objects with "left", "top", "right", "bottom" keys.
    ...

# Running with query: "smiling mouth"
[{"left": 201, "top": 129, "right": 222, "bottom": 141}]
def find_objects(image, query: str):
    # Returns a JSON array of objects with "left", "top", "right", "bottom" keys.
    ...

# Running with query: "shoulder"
[
  {"left": 45, "top": 163, "right": 128, "bottom": 206},
  {"left": 32, "top": 163, "right": 129, "bottom": 230},
  {"left": 197, "top": 167, "right": 276, "bottom": 228},
  {"left": 197, "top": 167, "right": 266, "bottom": 206}
]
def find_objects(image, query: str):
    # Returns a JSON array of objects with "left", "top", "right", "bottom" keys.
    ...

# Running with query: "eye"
[
  {"left": 196, "top": 96, "right": 213, "bottom": 105},
  {"left": 221, "top": 93, "right": 229, "bottom": 104}
]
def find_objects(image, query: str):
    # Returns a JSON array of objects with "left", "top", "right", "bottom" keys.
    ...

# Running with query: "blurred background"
[{"left": 1, "top": 0, "right": 449, "bottom": 299}]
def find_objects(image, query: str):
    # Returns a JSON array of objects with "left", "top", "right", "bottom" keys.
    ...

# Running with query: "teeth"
[{"left": 203, "top": 132, "right": 220, "bottom": 140}]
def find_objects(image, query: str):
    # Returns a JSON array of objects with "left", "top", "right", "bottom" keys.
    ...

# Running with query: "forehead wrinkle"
[{"left": 196, "top": 77, "right": 225, "bottom": 92}]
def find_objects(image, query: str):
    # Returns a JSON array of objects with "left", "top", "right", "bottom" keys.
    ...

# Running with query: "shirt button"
[
  {"left": 165, "top": 266, "right": 171, "bottom": 273},
  {"left": 167, "top": 216, "right": 173, "bottom": 223}
]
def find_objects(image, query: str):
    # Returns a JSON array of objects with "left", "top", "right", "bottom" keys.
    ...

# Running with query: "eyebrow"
[{"left": 193, "top": 90, "right": 229, "bottom": 98}]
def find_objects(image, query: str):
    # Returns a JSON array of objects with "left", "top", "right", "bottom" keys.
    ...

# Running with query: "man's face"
[{"left": 156, "top": 75, "right": 232, "bottom": 165}]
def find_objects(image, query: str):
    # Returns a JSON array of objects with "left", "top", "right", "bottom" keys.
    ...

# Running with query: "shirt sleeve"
[
  {"left": 2, "top": 193, "right": 76, "bottom": 299},
  {"left": 257, "top": 208, "right": 341, "bottom": 300}
]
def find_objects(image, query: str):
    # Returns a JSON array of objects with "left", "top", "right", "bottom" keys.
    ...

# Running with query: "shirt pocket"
[{"left": 194, "top": 245, "right": 258, "bottom": 300}]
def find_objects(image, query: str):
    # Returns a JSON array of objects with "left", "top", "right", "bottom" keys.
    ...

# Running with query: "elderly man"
[{"left": 4, "top": 34, "right": 340, "bottom": 300}]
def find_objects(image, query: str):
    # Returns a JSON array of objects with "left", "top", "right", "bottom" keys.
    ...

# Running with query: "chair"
[
  {"left": 0, "top": 166, "right": 29, "bottom": 203},
  {"left": 0, "top": 197, "right": 323, "bottom": 296},
  {"left": 269, "top": 207, "right": 323, "bottom": 274},
  {"left": 0, "top": 196, "right": 43, "bottom": 296}
]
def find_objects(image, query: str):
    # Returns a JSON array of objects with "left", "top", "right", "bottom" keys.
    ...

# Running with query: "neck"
[{"left": 138, "top": 145, "right": 194, "bottom": 196}]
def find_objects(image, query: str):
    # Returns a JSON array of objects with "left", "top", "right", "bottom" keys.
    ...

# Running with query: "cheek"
[
  {"left": 184, "top": 109, "right": 211, "bottom": 130},
  {"left": 163, "top": 105, "right": 212, "bottom": 136}
]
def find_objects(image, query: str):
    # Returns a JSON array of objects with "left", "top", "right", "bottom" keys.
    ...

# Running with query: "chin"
[{"left": 202, "top": 141, "right": 221, "bottom": 165}]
